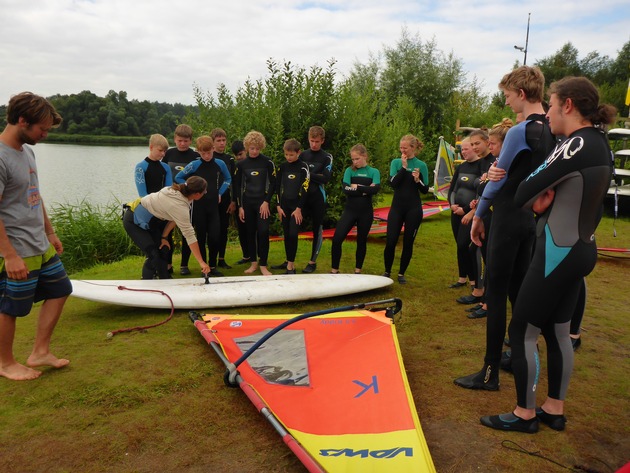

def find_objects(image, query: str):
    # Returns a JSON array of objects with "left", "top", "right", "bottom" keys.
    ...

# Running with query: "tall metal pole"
[
  {"left": 524, "top": 13, "right": 531, "bottom": 65},
  {"left": 514, "top": 13, "right": 531, "bottom": 66}
]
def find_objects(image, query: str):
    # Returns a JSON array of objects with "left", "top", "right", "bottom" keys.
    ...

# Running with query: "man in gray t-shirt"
[{"left": 0, "top": 92, "right": 72, "bottom": 381}]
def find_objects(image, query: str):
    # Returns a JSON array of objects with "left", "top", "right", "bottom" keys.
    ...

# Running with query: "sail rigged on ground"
[
  {"left": 191, "top": 302, "right": 436, "bottom": 472},
  {"left": 433, "top": 137, "right": 456, "bottom": 200}
]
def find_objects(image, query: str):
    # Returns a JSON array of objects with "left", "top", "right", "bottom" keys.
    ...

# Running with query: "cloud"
[{"left": 0, "top": 0, "right": 628, "bottom": 106}]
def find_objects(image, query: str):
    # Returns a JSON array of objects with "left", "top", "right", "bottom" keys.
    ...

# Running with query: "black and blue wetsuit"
[
  {"left": 331, "top": 166, "right": 380, "bottom": 271},
  {"left": 163, "top": 147, "right": 200, "bottom": 267},
  {"left": 175, "top": 157, "right": 231, "bottom": 267},
  {"left": 234, "top": 155, "right": 276, "bottom": 266},
  {"left": 299, "top": 148, "right": 333, "bottom": 262},
  {"left": 383, "top": 157, "right": 429, "bottom": 276},
  {"left": 448, "top": 159, "right": 483, "bottom": 284},
  {"left": 276, "top": 159, "right": 310, "bottom": 263},
  {"left": 475, "top": 114, "right": 555, "bottom": 369},
  {"left": 135, "top": 158, "right": 173, "bottom": 197},
  {"left": 133, "top": 158, "right": 173, "bottom": 278},
  {"left": 509, "top": 127, "right": 612, "bottom": 408}
]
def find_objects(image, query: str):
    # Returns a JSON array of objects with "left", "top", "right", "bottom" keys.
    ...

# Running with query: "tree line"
[{"left": 0, "top": 89, "right": 196, "bottom": 139}]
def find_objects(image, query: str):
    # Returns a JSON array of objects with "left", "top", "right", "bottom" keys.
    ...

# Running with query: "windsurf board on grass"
[
  {"left": 608, "top": 128, "right": 630, "bottom": 141},
  {"left": 70, "top": 274, "right": 393, "bottom": 309}
]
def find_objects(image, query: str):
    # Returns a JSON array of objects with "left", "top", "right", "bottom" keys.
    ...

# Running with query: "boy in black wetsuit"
[
  {"left": 296, "top": 126, "right": 333, "bottom": 273},
  {"left": 133, "top": 134, "right": 173, "bottom": 279},
  {"left": 210, "top": 128, "right": 236, "bottom": 269},
  {"left": 174, "top": 136, "right": 231, "bottom": 277},
  {"left": 162, "top": 124, "right": 200, "bottom": 275},
  {"left": 275, "top": 139, "right": 310, "bottom": 274},
  {"left": 231, "top": 140, "right": 250, "bottom": 265},
  {"left": 134, "top": 134, "right": 172, "bottom": 197},
  {"left": 234, "top": 131, "right": 276, "bottom": 276},
  {"left": 454, "top": 66, "right": 555, "bottom": 392}
]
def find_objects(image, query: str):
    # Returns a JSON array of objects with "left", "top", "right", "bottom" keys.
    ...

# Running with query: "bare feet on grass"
[
  {"left": 27, "top": 353, "right": 70, "bottom": 369},
  {"left": 260, "top": 266, "right": 272, "bottom": 276},
  {"left": 244, "top": 263, "right": 258, "bottom": 274},
  {"left": 0, "top": 362, "right": 42, "bottom": 381}
]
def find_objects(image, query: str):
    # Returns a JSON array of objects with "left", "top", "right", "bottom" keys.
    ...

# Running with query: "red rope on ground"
[{"left": 106, "top": 286, "right": 175, "bottom": 338}]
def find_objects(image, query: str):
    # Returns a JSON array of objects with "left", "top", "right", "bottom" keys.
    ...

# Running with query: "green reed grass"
[{"left": 49, "top": 201, "right": 142, "bottom": 274}]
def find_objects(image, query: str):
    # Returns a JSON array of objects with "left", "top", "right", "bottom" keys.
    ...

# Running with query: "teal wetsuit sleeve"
[{"left": 358, "top": 167, "right": 381, "bottom": 195}]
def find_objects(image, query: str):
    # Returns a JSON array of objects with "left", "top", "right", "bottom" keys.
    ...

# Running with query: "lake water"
[{"left": 34, "top": 143, "right": 145, "bottom": 208}]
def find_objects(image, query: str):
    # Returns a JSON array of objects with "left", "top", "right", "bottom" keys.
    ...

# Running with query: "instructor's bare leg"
[
  {"left": 0, "top": 314, "right": 41, "bottom": 380},
  {"left": 26, "top": 297, "right": 69, "bottom": 369}
]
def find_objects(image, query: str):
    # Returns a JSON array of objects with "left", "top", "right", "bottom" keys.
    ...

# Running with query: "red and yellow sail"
[{"left": 194, "top": 308, "right": 435, "bottom": 472}]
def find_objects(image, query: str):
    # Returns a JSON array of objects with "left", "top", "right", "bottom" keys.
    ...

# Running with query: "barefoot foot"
[
  {"left": 0, "top": 362, "right": 42, "bottom": 380},
  {"left": 260, "top": 266, "right": 272, "bottom": 276},
  {"left": 27, "top": 353, "right": 70, "bottom": 369},
  {"left": 244, "top": 263, "right": 258, "bottom": 274}
]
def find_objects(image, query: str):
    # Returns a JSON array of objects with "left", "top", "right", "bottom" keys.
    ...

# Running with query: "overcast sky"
[{"left": 1, "top": 0, "right": 628, "bottom": 106}]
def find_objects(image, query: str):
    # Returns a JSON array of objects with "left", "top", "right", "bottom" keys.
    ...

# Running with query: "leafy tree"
[
  {"left": 535, "top": 43, "right": 583, "bottom": 84},
  {"left": 378, "top": 28, "right": 465, "bottom": 131},
  {"left": 535, "top": 40, "right": 629, "bottom": 114}
]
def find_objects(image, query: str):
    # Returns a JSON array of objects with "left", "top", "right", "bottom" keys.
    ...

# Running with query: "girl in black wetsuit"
[
  {"left": 382, "top": 135, "right": 429, "bottom": 284},
  {"left": 448, "top": 138, "right": 482, "bottom": 291},
  {"left": 331, "top": 144, "right": 380, "bottom": 274},
  {"left": 455, "top": 129, "right": 494, "bottom": 305},
  {"left": 233, "top": 131, "right": 276, "bottom": 276},
  {"left": 481, "top": 76, "right": 615, "bottom": 434}
]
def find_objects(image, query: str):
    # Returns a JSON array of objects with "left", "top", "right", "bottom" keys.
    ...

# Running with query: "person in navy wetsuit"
[
  {"left": 275, "top": 139, "right": 310, "bottom": 274},
  {"left": 454, "top": 66, "right": 556, "bottom": 391},
  {"left": 382, "top": 134, "right": 429, "bottom": 284},
  {"left": 175, "top": 136, "right": 231, "bottom": 277},
  {"left": 331, "top": 144, "right": 380, "bottom": 274},
  {"left": 234, "top": 131, "right": 276, "bottom": 276},
  {"left": 481, "top": 76, "right": 615, "bottom": 433}
]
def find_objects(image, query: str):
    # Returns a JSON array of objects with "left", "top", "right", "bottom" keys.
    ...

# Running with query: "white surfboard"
[
  {"left": 70, "top": 274, "right": 394, "bottom": 309},
  {"left": 608, "top": 128, "right": 630, "bottom": 141}
]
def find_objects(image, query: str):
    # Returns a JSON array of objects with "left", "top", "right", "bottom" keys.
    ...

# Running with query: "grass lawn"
[{"left": 1, "top": 210, "right": 629, "bottom": 472}]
